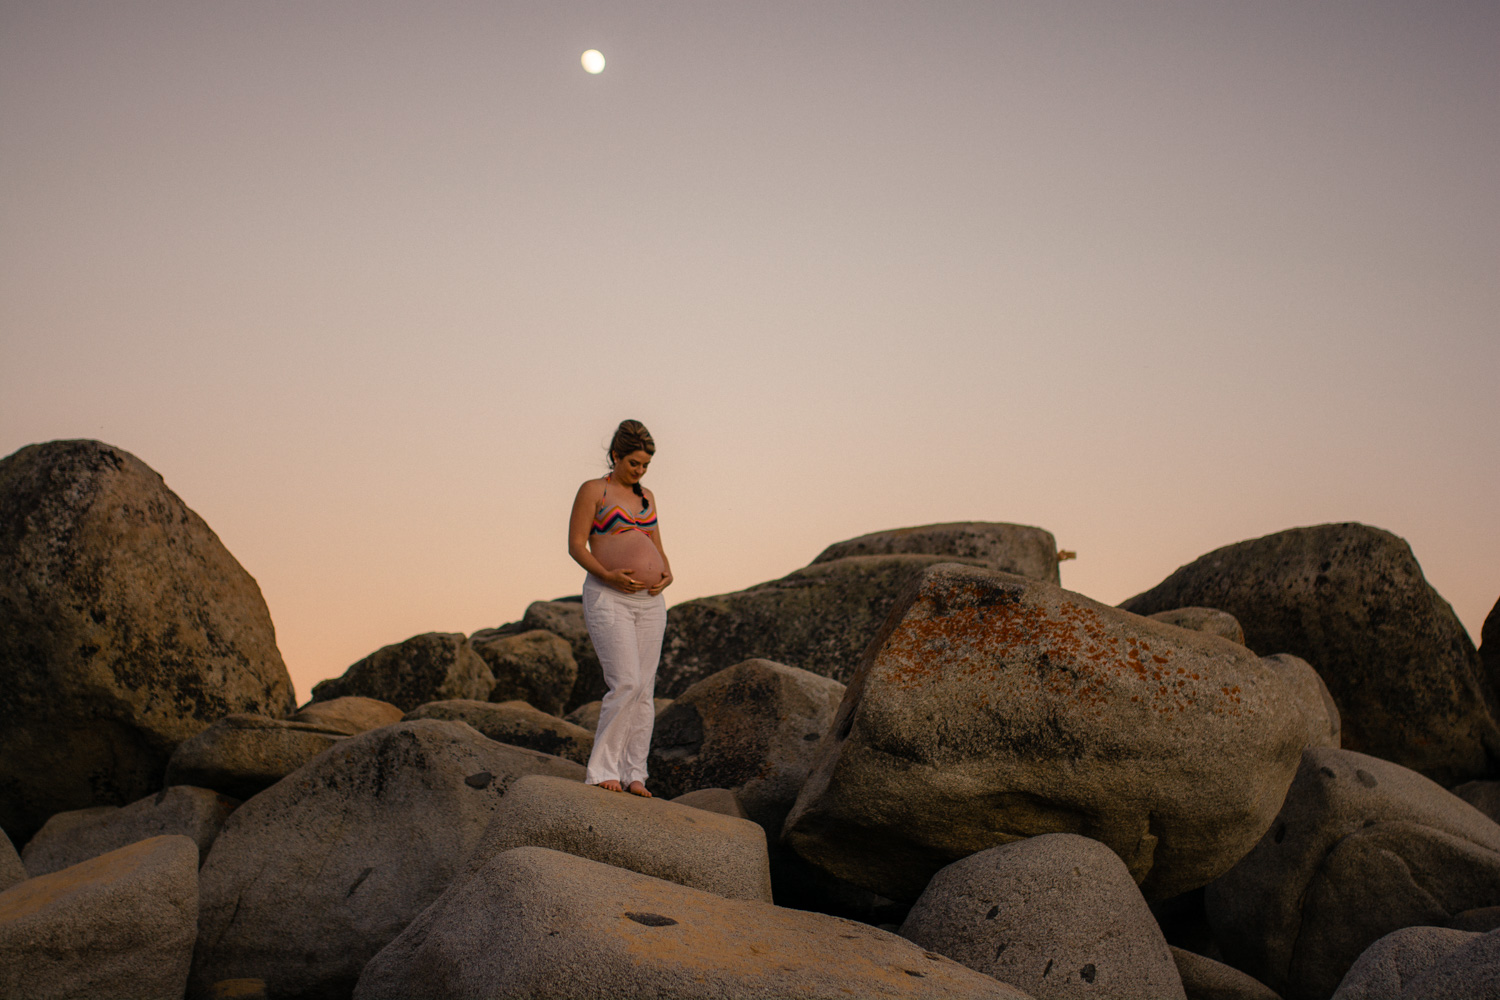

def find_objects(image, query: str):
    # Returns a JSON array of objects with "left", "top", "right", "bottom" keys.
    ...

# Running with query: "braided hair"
[{"left": 608, "top": 419, "right": 655, "bottom": 512}]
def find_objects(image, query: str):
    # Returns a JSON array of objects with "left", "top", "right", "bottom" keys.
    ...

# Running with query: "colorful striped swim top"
[{"left": 591, "top": 477, "right": 657, "bottom": 537}]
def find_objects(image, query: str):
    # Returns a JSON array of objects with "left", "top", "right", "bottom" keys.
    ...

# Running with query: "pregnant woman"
[{"left": 567, "top": 419, "right": 673, "bottom": 796}]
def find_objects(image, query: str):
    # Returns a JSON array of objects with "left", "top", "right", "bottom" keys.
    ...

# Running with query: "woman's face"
[{"left": 613, "top": 449, "right": 652, "bottom": 485}]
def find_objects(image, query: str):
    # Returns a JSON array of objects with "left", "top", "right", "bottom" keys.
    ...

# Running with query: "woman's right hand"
[{"left": 603, "top": 568, "right": 641, "bottom": 593}]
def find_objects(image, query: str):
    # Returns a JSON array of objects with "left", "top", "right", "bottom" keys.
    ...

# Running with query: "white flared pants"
[{"left": 581, "top": 574, "right": 667, "bottom": 786}]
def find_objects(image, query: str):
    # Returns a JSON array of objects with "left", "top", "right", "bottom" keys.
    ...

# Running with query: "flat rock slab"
[
  {"left": 812, "top": 521, "right": 1062, "bottom": 583},
  {"left": 785, "top": 562, "right": 1307, "bottom": 903},
  {"left": 0, "top": 440, "right": 294, "bottom": 844},
  {"left": 189, "top": 720, "right": 583, "bottom": 1000},
  {"left": 468, "top": 774, "right": 771, "bottom": 902},
  {"left": 901, "top": 833, "right": 1186, "bottom": 999},
  {"left": 164, "top": 713, "right": 345, "bottom": 801},
  {"left": 289, "top": 695, "right": 403, "bottom": 735},
  {"left": 1120, "top": 523, "right": 1496, "bottom": 785},
  {"left": 22, "top": 785, "right": 237, "bottom": 876},
  {"left": 671, "top": 787, "right": 749, "bottom": 820},
  {"left": 355, "top": 846, "right": 1032, "bottom": 1000},
  {"left": 1206, "top": 747, "right": 1500, "bottom": 1000},
  {"left": 0, "top": 835, "right": 198, "bottom": 1000},
  {"left": 406, "top": 699, "right": 594, "bottom": 765}
]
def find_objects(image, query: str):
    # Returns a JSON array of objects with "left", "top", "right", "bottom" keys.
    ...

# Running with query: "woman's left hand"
[{"left": 648, "top": 569, "right": 673, "bottom": 596}]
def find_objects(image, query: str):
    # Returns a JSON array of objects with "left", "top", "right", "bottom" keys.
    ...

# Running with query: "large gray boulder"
[
  {"left": 0, "top": 835, "right": 198, "bottom": 1000},
  {"left": 0, "top": 440, "right": 295, "bottom": 844},
  {"left": 900, "top": 833, "right": 1186, "bottom": 999},
  {"left": 354, "top": 846, "right": 1031, "bottom": 1000},
  {"left": 1206, "top": 747, "right": 1500, "bottom": 1000},
  {"left": 659, "top": 553, "right": 995, "bottom": 696},
  {"left": 1454, "top": 780, "right": 1500, "bottom": 825},
  {"left": 468, "top": 628, "right": 576, "bottom": 716},
  {"left": 289, "top": 695, "right": 403, "bottom": 735},
  {"left": 0, "top": 830, "right": 23, "bottom": 892},
  {"left": 784, "top": 562, "right": 1307, "bottom": 903},
  {"left": 188, "top": 720, "right": 583, "bottom": 1000},
  {"left": 1171, "top": 947, "right": 1282, "bottom": 1000},
  {"left": 404, "top": 699, "right": 594, "bottom": 766},
  {"left": 1330, "top": 925, "right": 1478, "bottom": 1000},
  {"left": 21, "top": 785, "right": 236, "bottom": 876},
  {"left": 309, "top": 632, "right": 494, "bottom": 712},
  {"left": 648, "top": 658, "right": 845, "bottom": 834},
  {"left": 812, "top": 521, "right": 1062, "bottom": 583},
  {"left": 523, "top": 598, "right": 604, "bottom": 711},
  {"left": 467, "top": 774, "right": 772, "bottom": 901},
  {"left": 163, "top": 713, "right": 345, "bottom": 801},
  {"left": 1120, "top": 524, "right": 1497, "bottom": 784},
  {"left": 1261, "top": 654, "right": 1341, "bottom": 750}
]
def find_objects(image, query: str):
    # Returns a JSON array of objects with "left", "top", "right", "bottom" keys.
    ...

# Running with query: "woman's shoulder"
[{"left": 574, "top": 476, "right": 609, "bottom": 500}]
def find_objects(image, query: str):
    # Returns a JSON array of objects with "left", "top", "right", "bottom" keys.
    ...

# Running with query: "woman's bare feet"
[
  {"left": 626, "top": 781, "right": 652, "bottom": 798},
  {"left": 593, "top": 780, "right": 623, "bottom": 792}
]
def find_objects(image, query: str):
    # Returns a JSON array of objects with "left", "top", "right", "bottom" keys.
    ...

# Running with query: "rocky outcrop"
[
  {"left": 309, "top": 632, "right": 494, "bottom": 713},
  {"left": 467, "top": 774, "right": 772, "bottom": 902},
  {"left": 1330, "top": 925, "right": 1480, "bottom": 1000},
  {"left": 1120, "top": 524, "right": 1497, "bottom": 784},
  {"left": 289, "top": 695, "right": 403, "bottom": 735},
  {"left": 1149, "top": 607, "right": 1247, "bottom": 645},
  {"left": 163, "top": 713, "right": 345, "bottom": 801},
  {"left": 784, "top": 562, "right": 1307, "bottom": 903},
  {"left": 404, "top": 699, "right": 594, "bottom": 766},
  {"left": 20, "top": 785, "right": 236, "bottom": 876},
  {"left": 648, "top": 659, "right": 845, "bottom": 833},
  {"left": 1205, "top": 747, "right": 1500, "bottom": 1000},
  {"left": 564, "top": 696, "right": 672, "bottom": 732},
  {"left": 521, "top": 598, "right": 604, "bottom": 711},
  {"left": 0, "top": 440, "right": 294, "bottom": 844},
  {"left": 1171, "top": 947, "right": 1283, "bottom": 1000},
  {"left": 189, "top": 720, "right": 583, "bottom": 1000},
  {"left": 812, "top": 522, "right": 1062, "bottom": 584},
  {"left": 0, "top": 835, "right": 199, "bottom": 1000},
  {"left": 1453, "top": 780, "right": 1500, "bottom": 825},
  {"left": 468, "top": 628, "right": 576, "bottom": 716},
  {"left": 658, "top": 554, "right": 993, "bottom": 696},
  {"left": 1261, "top": 654, "right": 1341, "bottom": 750},
  {"left": 901, "top": 833, "right": 1185, "bottom": 998},
  {"left": 353, "top": 846, "right": 1030, "bottom": 1000}
]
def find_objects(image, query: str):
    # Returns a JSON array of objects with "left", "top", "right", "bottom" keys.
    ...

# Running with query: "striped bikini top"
[{"left": 591, "top": 476, "right": 657, "bottom": 537}]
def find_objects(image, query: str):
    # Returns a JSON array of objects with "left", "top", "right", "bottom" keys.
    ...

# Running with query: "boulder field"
[{"left": 4, "top": 439, "right": 1499, "bottom": 999}]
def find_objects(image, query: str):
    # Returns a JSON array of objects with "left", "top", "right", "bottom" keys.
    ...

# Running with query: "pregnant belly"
[{"left": 591, "top": 532, "right": 664, "bottom": 588}]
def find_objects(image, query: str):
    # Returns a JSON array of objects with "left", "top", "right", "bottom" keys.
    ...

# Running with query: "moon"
[{"left": 581, "top": 49, "right": 605, "bottom": 74}]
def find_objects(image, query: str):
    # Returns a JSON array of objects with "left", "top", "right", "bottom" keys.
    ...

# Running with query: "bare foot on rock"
[
  {"left": 627, "top": 781, "right": 652, "bottom": 798},
  {"left": 593, "top": 780, "right": 623, "bottom": 792}
]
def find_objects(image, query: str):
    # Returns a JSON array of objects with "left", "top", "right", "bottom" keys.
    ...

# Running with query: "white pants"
[{"left": 581, "top": 574, "right": 667, "bottom": 786}]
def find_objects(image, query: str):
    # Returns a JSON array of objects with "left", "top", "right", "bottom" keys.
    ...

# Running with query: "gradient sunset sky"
[{"left": 3, "top": 1, "right": 1496, "bottom": 702}]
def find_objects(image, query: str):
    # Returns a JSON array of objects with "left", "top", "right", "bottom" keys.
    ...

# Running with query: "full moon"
[{"left": 581, "top": 49, "right": 605, "bottom": 74}]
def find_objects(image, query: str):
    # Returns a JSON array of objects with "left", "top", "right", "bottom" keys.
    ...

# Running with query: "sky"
[{"left": 3, "top": 1, "right": 1496, "bottom": 704}]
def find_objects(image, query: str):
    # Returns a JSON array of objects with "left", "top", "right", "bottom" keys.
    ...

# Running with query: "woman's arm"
[
  {"left": 568, "top": 481, "right": 640, "bottom": 591},
  {"left": 645, "top": 488, "right": 673, "bottom": 596}
]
